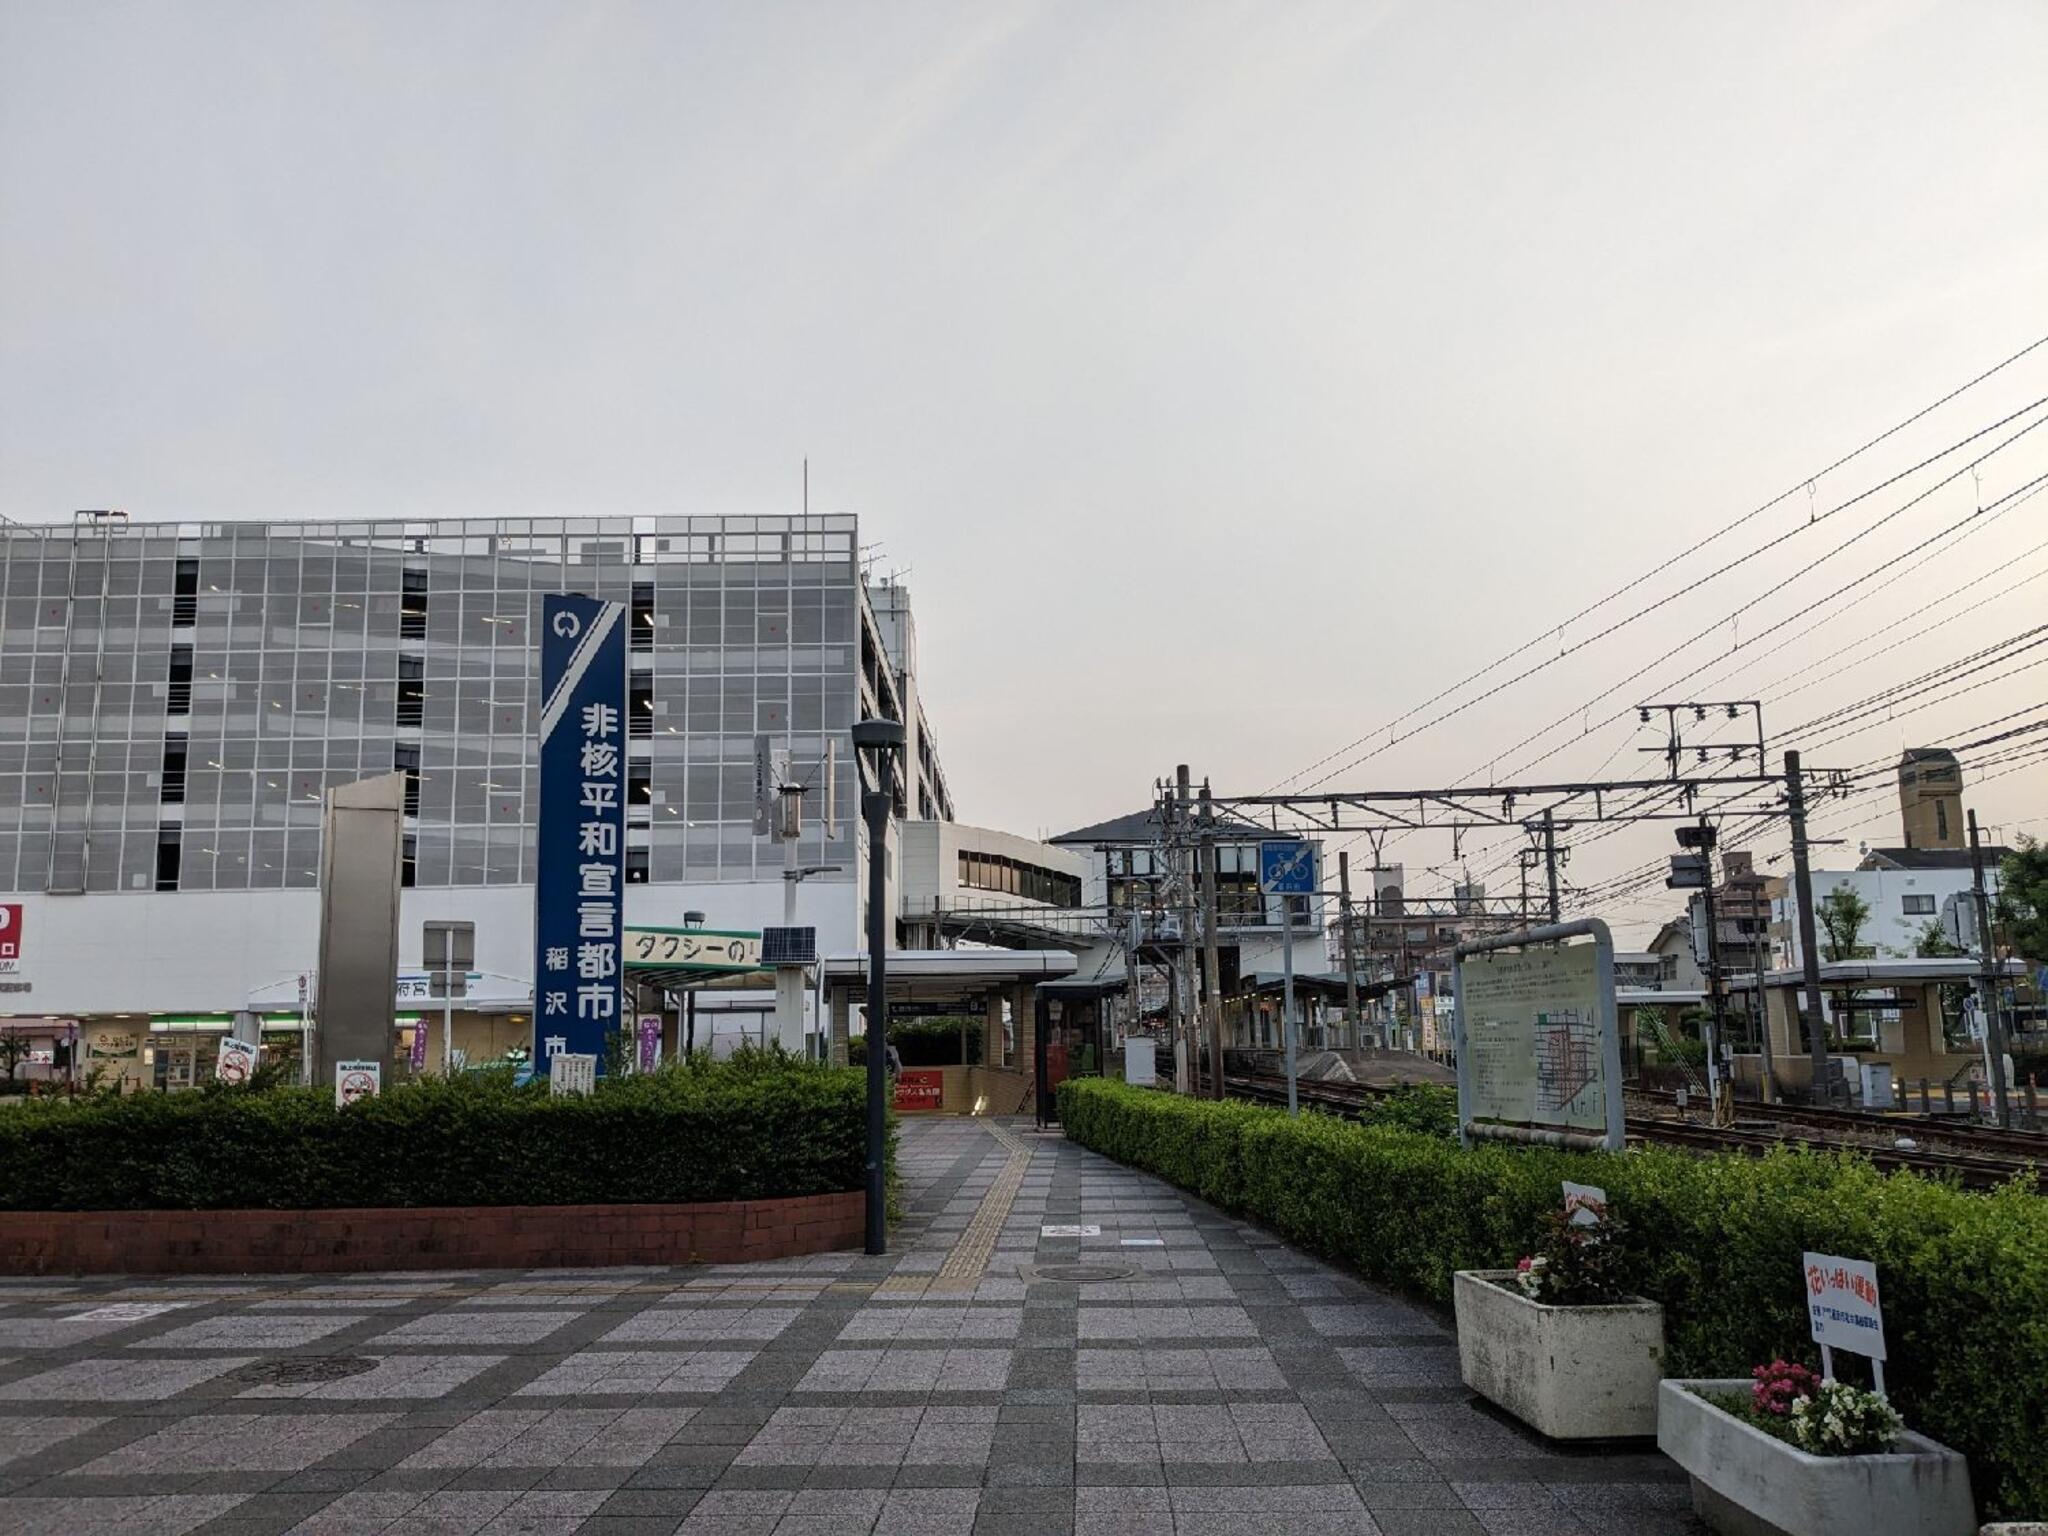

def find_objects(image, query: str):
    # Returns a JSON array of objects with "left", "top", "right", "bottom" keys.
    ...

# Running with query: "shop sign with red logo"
[
  {"left": 893, "top": 1068, "right": 943, "bottom": 1112},
  {"left": 0, "top": 904, "right": 21, "bottom": 971}
]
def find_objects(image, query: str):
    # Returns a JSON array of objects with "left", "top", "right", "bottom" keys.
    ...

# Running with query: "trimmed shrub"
[
  {"left": 1057, "top": 1077, "right": 2048, "bottom": 1522},
  {"left": 0, "top": 1054, "right": 881, "bottom": 1213}
]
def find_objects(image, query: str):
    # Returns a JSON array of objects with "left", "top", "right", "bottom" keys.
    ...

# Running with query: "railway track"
[
  {"left": 1629, "top": 1085, "right": 2048, "bottom": 1159},
  {"left": 1223, "top": 1071, "right": 2048, "bottom": 1193}
]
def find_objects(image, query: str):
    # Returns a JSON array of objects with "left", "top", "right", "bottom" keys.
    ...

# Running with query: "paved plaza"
[{"left": 0, "top": 1118, "right": 1702, "bottom": 1536}]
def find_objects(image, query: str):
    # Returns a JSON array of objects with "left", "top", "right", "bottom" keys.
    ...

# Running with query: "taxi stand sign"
[
  {"left": 1804, "top": 1250, "right": 1887, "bottom": 1396},
  {"left": 623, "top": 927, "right": 764, "bottom": 972}
]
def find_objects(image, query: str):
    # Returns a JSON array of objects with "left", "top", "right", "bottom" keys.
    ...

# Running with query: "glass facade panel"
[{"left": 0, "top": 516, "right": 872, "bottom": 893}]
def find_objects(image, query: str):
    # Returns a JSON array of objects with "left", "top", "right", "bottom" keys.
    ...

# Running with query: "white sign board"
[
  {"left": 550, "top": 1052, "right": 596, "bottom": 1097},
  {"left": 215, "top": 1037, "right": 260, "bottom": 1086},
  {"left": 1562, "top": 1181, "right": 1607, "bottom": 1227},
  {"left": 1123, "top": 1035, "right": 1156, "bottom": 1088},
  {"left": 1804, "top": 1251, "right": 1886, "bottom": 1364},
  {"left": 334, "top": 1060, "right": 381, "bottom": 1107},
  {"left": 623, "top": 928, "right": 764, "bottom": 972},
  {"left": 1460, "top": 940, "right": 1612, "bottom": 1136}
]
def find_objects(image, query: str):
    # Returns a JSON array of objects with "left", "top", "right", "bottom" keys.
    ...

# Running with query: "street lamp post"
[
  {"left": 682, "top": 910, "right": 704, "bottom": 1057},
  {"left": 851, "top": 717, "right": 905, "bottom": 1257}
]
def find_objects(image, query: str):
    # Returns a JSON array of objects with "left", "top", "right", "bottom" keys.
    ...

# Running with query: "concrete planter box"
[
  {"left": 1452, "top": 1269, "right": 1665, "bottom": 1438},
  {"left": 1656, "top": 1379, "right": 1976, "bottom": 1536}
]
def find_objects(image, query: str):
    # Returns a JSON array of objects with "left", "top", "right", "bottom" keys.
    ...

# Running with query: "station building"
[{"left": 0, "top": 511, "right": 1083, "bottom": 1087}]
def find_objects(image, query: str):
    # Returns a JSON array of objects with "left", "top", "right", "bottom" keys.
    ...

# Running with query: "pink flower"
[{"left": 1751, "top": 1359, "right": 1821, "bottom": 1417}]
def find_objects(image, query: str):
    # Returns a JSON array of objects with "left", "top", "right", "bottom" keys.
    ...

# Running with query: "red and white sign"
[
  {"left": 1804, "top": 1251, "right": 1886, "bottom": 1362},
  {"left": 0, "top": 904, "right": 21, "bottom": 971},
  {"left": 216, "top": 1038, "right": 259, "bottom": 1086},
  {"left": 335, "top": 1060, "right": 382, "bottom": 1107},
  {"left": 893, "top": 1068, "right": 943, "bottom": 1112}
]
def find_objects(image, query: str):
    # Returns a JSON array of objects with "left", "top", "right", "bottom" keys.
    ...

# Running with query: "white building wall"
[
  {"left": 5, "top": 878, "right": 860, "bottom": 1018},
  {"left": 1774, "top": 866, "right": 2000, "bottom": 968}
]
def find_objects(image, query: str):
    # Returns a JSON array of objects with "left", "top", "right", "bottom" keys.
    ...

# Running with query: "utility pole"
[
  {"left": 1174, "top": 766, "right": 1196, "bottom": 1095},
  {"left": 1968, "top": 809, "right": 2012, "bottom": 1128},
  {"left": 1338, "top": 851, "right": 1360, "bottom": 1052},
  {"left": 1199, "top": 783, "right": 1225, "bottom": 1098},
  {"left": 1541, "top": 810, "right": 1562, "bottom": 922},
  {"left": 775, "top": 780, "right": 805, "bottom": 1052},
  {"left": 1754, "top": 921, "right": 1774, "bottom": 1106},
  {"left": 1784, "top": 751, "right": 1832, "bottom": 1104},
  {"left": 1695, "top": 821, "right": 1727, "bottom": 1122}
]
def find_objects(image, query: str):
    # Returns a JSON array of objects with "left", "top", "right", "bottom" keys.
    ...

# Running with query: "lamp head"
[{"left": 850, "top": 718, "right": 906, "bottom": 753}]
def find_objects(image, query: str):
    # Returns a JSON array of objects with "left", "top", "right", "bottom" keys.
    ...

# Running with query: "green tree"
[
  {"left": 1996, "top": 836, "right": 2048, "bottom": 963},
  {"left": 1817, "top": 885, "right": 1871, "bottom": 961},
  {"left": 0, "top": 1031, "right": 27, "bottom": 1086},
  {"left": 1914, "top": 918, "right": 1964, "bottom": 959}
]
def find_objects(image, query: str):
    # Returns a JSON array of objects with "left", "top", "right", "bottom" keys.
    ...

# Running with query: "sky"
[{"left": 3, "top": 0, "right": 2046, "bottom": 939}]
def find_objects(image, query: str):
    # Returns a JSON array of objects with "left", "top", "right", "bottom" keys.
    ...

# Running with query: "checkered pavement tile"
[{"left": 0, "top": 1117, "right": 1703, "bottom": 1536}]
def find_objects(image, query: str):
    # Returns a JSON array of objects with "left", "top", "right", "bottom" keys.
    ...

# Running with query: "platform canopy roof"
[{"left": 821, "top": 949, "right": 1079, "bottom": 1008}]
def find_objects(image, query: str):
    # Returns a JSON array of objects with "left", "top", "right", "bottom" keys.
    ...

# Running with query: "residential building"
[{"left": 1048, "top": 808, "right": 1330, "bottom": 1044}]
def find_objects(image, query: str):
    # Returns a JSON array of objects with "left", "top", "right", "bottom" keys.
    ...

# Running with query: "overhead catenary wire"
[{"left": 1263, "top": 336, "right": 2048, "bottom": 795}]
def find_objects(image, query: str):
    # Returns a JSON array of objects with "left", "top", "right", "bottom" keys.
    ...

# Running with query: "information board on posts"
[
  {"left": 1456, "top": 929, "right": 1619, "bottom": 1148},
  {"left": 534, "top": 595, "right": 627, "bottom": 1070}
]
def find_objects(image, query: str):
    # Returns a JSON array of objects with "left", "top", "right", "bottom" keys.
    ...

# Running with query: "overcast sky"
[{"left": 4, "top": 1, "right": 2045, "bottom": 936}]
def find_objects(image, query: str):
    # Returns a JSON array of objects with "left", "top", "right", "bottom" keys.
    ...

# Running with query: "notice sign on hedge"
[
  {"left": 335, "top": 1060, "right": 381, "bottom": 1107},
  {"left": 215, "top": 1038, "right": 258, "bottom": 1086},
  {"left": 1804, "top": 1251, "right": 1886, "bottom": 1362}
]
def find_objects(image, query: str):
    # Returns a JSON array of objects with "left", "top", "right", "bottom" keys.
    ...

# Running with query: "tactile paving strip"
[{"left": 880, "top": 1120, "right": 1032, "bottom": 1297}]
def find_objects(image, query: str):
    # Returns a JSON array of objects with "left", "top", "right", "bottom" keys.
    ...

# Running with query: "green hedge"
[
  {"left": 0, "top": 1054, "right": 882, "bottom": 1212},
  {"left": 1057, "top": 1077, "right": 2048, "bottom": 1522}
]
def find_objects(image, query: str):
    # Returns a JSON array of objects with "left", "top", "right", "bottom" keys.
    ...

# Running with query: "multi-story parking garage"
[{"left": 0, "top": 510, "right": 1001, "bottom": 1083}]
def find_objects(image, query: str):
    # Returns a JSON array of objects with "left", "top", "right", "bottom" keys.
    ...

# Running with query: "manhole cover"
[
  {"left": 230, "top": 1355, "right": 377, "bottom": 1387},
  {"left": 1019, "top": 1263, "right": 1138, "bottom": 1284}
]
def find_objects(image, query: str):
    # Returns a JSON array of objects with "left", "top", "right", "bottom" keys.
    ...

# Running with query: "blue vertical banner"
[{"left": 535, "top": 594, "right": 627, "bottom": 1070}]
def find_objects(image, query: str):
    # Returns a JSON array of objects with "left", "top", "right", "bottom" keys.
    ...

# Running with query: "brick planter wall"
[{"left": 0, "top": 1190, "right": 865, "bottom": 1276}]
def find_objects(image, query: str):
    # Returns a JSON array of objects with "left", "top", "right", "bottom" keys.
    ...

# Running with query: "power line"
[
  {"left": 1264, "top": 337, "right": 2048, "bottom": 794},
  {"left": 1456, "top": 445, "right": 2048, "bottom": 789}
]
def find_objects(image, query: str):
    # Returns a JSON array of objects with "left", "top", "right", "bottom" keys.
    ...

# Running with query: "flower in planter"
[
  {"left": 1504, "top": 1202, "right": 1630, "bottom": 1305},
  {"left": 1786, "top": 1379, "right": 1903, "bottom": 1456},
  {"left": 1511, "top": 1255, "right": 1550, "bottom": 1299},
  {"left": 1751, "top": 1358, "right": 1821, "bottom": 1417}
]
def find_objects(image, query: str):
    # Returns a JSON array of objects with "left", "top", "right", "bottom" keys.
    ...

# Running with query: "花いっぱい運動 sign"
[{"left": 1803, "top": 1251, "right": 1886, "bottom": 1363}]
